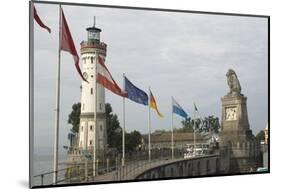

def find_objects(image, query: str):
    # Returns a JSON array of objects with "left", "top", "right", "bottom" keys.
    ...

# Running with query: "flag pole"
[
  {"left": 29, "top": 2, "right": 35, "bottom": 187},
  {"left": 85, "top": 122, "right": 88, "bottom": 180},
  {"left": 148, "top": 87, "right": 151, "bottom": 162},
  {"left": 122, "top": 73, "right": 126, "bottom": 167},
  {"left": 53, "top": 4, "right": 62, "bottom": 184},
  {"left": 193, "top": 104, "right": 196, "bottom": 157},
  {"left": 171, "top": 99, "right": 174, "bottom": 160},
  {"left": 93, "top": 57, "right": 97, "bottom": 177},
  {"left": 171, "top": 97, "right": 174, "bottom": 160}
]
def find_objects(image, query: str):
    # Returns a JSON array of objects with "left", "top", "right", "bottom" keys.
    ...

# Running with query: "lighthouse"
[{"left": 78, "top": 19, "right": 107, "bottom": 163}]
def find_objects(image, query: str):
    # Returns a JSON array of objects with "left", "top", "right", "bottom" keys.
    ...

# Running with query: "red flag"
[
  {"left": 60, "top": 8, "right": 87, "bottom": 82},
  {"left": 97, "top": 56, "right": 127, "bottom": 97},
  {"left": 33, "top": 6, "right": 51, "bottom": 33}
]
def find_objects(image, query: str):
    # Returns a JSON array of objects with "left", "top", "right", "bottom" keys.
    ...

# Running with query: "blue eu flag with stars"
[{"left": 124, "top": 76, "right": 148, "bottom": 106}]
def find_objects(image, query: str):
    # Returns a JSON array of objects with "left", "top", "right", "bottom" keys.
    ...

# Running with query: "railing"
[
  {"left": 80, "top": 41, "right": 107, "bottom": 50},
  {"left": 114, "top": 158, "right": 182, "bottom": 181},
  {"left": 33, "top": 148, "right": 213, "bottom": 186},
  {"left": 33, "top": 165, "right": 81, "bottom": 186},
  {"left": 94, "top": 148, "right": 186, "bottom": 182}
]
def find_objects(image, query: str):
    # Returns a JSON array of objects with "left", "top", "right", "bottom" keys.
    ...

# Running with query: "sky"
[{"left": 33, "top": 3, "right": 268, "bottom": 152}]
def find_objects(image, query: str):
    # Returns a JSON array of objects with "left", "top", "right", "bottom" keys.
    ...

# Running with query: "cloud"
[{"left": 33, "top": 3, "right": 268, "bottom": 149}]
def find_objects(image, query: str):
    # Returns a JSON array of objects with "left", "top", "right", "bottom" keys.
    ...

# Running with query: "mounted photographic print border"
[{"left": 29, "top": 0, "right": 270, "bottom": 188}]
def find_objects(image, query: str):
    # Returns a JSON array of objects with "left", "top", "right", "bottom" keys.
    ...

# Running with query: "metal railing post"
[
  {"left": 96, "top": 160, "right": 99, "bottom": 176},
  {"left": 119, "top": 167, "right": 121, "bottom": 181},
  {"left": 55, "top": 171, "right": 58, "bottom": 184},
  {"left": 107, "top": 158, "right": 109, "bottom": 173},
  {"left": 40, "top": 175, "right": 44, "bottom": 186}
]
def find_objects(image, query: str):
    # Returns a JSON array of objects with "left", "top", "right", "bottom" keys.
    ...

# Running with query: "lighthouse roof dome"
[{"left": 86, "top": 26, "right": 101, "bottom": 32}]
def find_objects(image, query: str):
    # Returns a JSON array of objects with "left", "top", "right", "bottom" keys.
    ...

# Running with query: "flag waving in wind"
[
  {"left": 172, "top": 97, "right": 188, "bottom": 118},
  {"left": 124, "top": 76, "right": 148, "bottom": 105},
  {"left": 149, "top": 89, "right": 163, "bottom": 118},
  {"left": 97, "top": 56, "right": 127, "bottom": 97},
  {"left": 33, "top": 6, "right": 51, "bottom": 33},
  {"left": 194, "top": 103, "right": 198, "bottom": 112},
  {"left": 60, "top": 8, "right": 87, "bottom": 82}
]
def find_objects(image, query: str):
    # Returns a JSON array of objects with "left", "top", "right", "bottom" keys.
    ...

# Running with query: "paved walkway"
[{"left": 93, "top": 158, "right": 186, "bottom": 182}]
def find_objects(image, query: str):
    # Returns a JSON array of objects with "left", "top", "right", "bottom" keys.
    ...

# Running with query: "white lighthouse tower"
[{"left": 78, "top": 19, "right": 107, "bottom": 164}]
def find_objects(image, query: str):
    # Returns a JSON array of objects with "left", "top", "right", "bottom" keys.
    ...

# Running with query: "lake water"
[{"left": 32, "top": 146, "right": 68, "bottom": 186}]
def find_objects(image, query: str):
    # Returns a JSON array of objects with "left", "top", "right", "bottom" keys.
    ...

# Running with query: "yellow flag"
[{"left": 149, "top": 89, "right": 163, "bottom": 118}]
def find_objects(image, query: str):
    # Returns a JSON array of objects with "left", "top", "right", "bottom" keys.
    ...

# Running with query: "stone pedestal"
[
  {"left": 220, "top": 94, "right": 261, "bottom": 173},
  {"left": 220, "top": 94, "right": 252, "bottom": 141}
]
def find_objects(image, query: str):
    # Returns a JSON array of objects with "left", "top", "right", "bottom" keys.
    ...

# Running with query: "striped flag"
[
  {"left": 60, "top": 8, "right": 87, "bottom": 82},
  {"left": 149, "top": 89, "right": 163, "bottom": 118},
  {"left": 33, "top": 6, "right": 51, "bottom": 33},
  {"left": 97, "top": 56, "right": 127, "bottom": 97},
  {"left": 194, "top": 103, "right": 198, "bottom": 112},
  {"left": 172, "top": 97, "right": 188, "bottom": 118}
]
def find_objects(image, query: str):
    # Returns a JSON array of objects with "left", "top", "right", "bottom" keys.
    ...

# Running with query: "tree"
[
  {"left": 181, "top": 117, "right": 194, "bottom": 132},
  {"left": 181, "top": 115, "right": 220, "bottom": 134},
  {"left": 67, "top": 102, "right": 122, "bottom": 145},
  {"left": 125, "top": 130, "right": 142, "bottom": 152},
  {"left": 68, "top": 102, "right": 142, "bottom": 153},
  {"left": 256, "top": 130, "right": 265, "bottom": 142},
  {"left": 67, "top": 103, "right": 81, "bottom": 133},
  {"left": 181, "top": 117, "right": 202, "bottom": 132},
  {"left": 154, "top": 129, "right": 167, "bottom": 134},
  {"left": 202, "top": 116, "right": 220, "bottom": 134},
  {"left": 106, "top": 103, "right": 122, "bottom": 150},
  {"left": 194, "top": 118, "right": 202, "bottom": 132}
]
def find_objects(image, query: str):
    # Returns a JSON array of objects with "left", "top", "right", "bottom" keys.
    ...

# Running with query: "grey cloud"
[{"left": 33, "top": 3, "right": 268, "bottom": 149}]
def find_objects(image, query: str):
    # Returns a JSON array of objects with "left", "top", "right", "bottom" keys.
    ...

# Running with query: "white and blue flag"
[{"left": 172, "top": 97, "right": 188, "bottom": 118}]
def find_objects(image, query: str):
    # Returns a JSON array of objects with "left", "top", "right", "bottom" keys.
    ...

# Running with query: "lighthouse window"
[
  {"left": 90, "top": 125, "right": 93, "bottom": 131},
  {"left": 91, "top": 75, "right": 93, "bottom": 78},
  {"left": 100, "top": 125, "right": 103, "bottom": 131},
  {"left": 89, "top": 140, "right": 93, "bottom": 145},
  {"left": 91, "top": 57, "right": 94, "bottom": 63},
  {"left": 91, "top": 88, "right": 93, "bottom": 94},
  {"left": 99, "top": 103, "right": 102, "bottom": 110}
]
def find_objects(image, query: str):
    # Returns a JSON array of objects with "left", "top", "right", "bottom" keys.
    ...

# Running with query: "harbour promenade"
[{"left": 33, "top": 151, "right": 221, "bottom": 187}]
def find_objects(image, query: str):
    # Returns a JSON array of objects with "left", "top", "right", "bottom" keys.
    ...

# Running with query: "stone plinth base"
[
  {"left": 219, "top": 93, "right": 262, "bottom": 173},
  {"left": 229, "top": 157, "right": 262, "bottom": 173}
]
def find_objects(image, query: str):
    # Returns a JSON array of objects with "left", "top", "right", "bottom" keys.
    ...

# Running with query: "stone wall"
[{"left": 135, "top": 155, "right": 223, "bottom": 180}]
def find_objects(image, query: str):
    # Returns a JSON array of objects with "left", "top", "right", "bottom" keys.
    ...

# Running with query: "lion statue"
[{"left": 226, "top": 69, "right": 241, "bottom": 95}]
